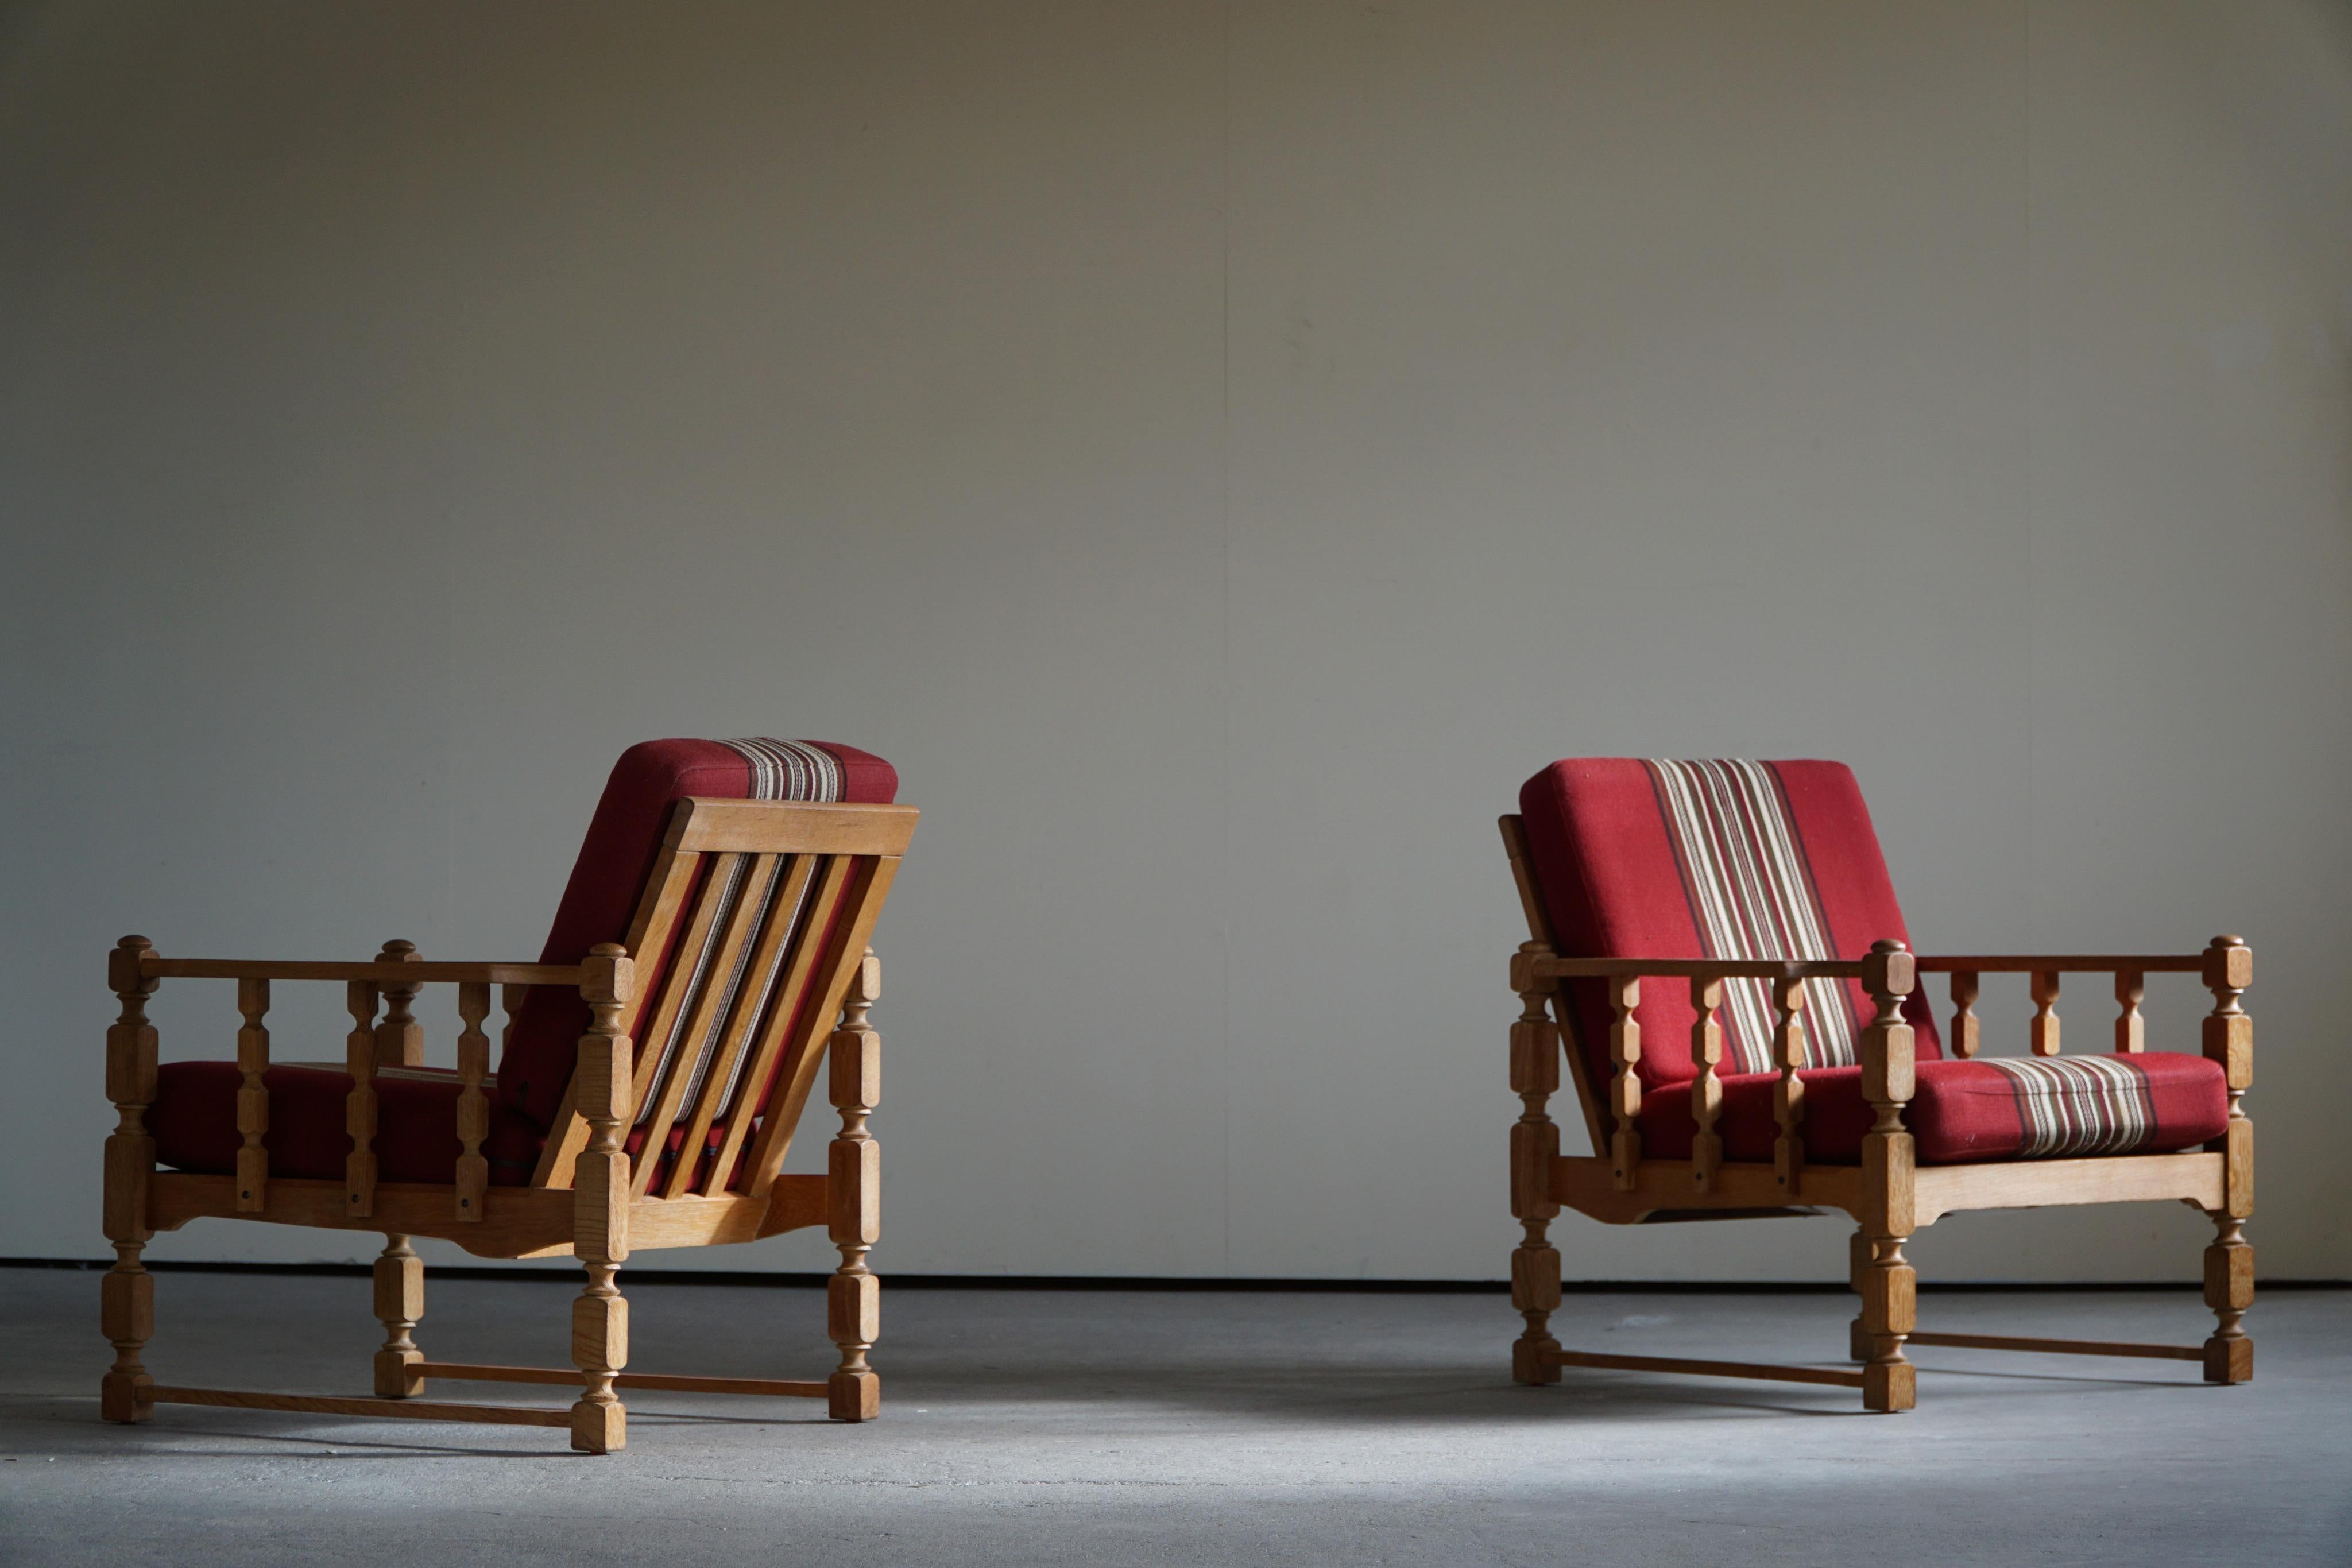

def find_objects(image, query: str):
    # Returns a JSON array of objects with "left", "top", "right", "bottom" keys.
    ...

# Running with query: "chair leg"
[
  {"left": 1508, "top": 957, "right": 1562, "bottom": 1384},
  {"left": 1511, "top": 1221, "right": 1562, "bottom": 1385},
  {"left": 570, "top": 1260, "right": 628, "bottom": 1454},
  {"left": 1847, "top": 1226, "right": 1871, "bottom": 1364},
  {"left": 2202, "top": 1213, "right": 2253, "bottom": 1384},
  {"left": 101, "top": 936, "right": 160, "bottom": 1425},
  {"left": 1860, "top": 1232, "right": 1917, "bottom": 1413},
  {"left": 827, "top": 979, "right": 883, "bottom": 1422},
  {"left": 373, "top": 1234, "right": 424, "bottom": 1397},
  {"left": 99, "top": 1240, "right": 154, "bottom": 1424}
]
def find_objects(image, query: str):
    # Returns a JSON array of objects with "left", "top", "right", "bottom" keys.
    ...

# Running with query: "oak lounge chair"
[
  {"left": 1500, "top": 758, "right": 2252, "bottom": 1412},
  {"left": 100, "top": 738, "right": 915, "bottom": 1451}
]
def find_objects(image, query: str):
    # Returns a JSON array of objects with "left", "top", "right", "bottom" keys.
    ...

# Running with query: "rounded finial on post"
[
  {"left": 2203, "top": 935, "right": 2252, "bottom": 993},
  {"left": 583, "top": 941, "right": 635, "bottom": 1006},
  {"left": 1863, "top": 939, "right": 1914, "bottom": 999},
  {"left": 109, "top": 936, "right": 158, "bottom": 998}
]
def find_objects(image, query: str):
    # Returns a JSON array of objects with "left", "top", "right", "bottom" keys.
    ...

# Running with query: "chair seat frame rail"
[
  {"left": 99, "top": 796, "right": 914, "bottom": 1453},
  {"left": 1498, "top": 814, "right": 2253, "bottom": 1413}
]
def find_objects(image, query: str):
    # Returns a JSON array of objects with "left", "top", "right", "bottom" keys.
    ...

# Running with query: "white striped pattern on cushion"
[
  {"left": 724, "top": 736, "right": 843, "bottom": 802},
  {"left": 632, "top": 738, "right": 845, "bottom": 1129},
  {"left": 1981, "top": 1056, "right": 2156, "bottom": 1157},
  {"left": 1643, "top": 759, "right": 1858, "bottom": 1074}
]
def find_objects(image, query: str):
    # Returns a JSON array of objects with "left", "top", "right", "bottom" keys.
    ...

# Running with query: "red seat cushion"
[
  {"left": 1635, "top": 1050, "right": 2228, "bottom": 1165},
  {"left": 149, "top": 1062, "right": 546, "bottom": 1187},
  {"left": 1517, "top": 759, "right": 1942, "bottom": 1094},
  {"left": 498, "top": 738, "right": 896, "bottom": 1129}
]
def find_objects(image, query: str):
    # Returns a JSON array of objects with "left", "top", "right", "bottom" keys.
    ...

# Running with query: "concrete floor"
[{"left": 1, "top": 1269, "right": 2346, "bottom": 1566}]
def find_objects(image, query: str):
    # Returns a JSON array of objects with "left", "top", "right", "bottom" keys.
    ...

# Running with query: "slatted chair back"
[
  {"left": 605, "top": 792, "right": 910, "bottom": 1199},
  {"left": 502, "top": 738, "right": 912, "bottom": 1196}
]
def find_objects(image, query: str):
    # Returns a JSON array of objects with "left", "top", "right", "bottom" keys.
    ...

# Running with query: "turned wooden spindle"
[
  {"left": 1507, "top": 943, "right": 1563, "bottom": 1385},
  {"left": 1948, "top": 971, "right": 1980, "bottom": 1059},
  {"left": 827, "top": 948, "right": 884, "bottom": 1422},
  {"left": 2200, "top": 935, "right": 2254, "bottom": 1385},
  {"left": 1859, "top": 940, "right": 1918, "bottom": 1413},
  {"left": 1688, "top": 976, "right": 1724, "bottom": 1191},
  {"left": 343, "top": 980, "right": 380, "bottom": 1218},
  {"left": 1606, "top": 975, "right": 1641, "bottom": 1191},
  {"left": 1770, "top": 977, "right": 1807, "bottom": 1191},
  {"left": 101, "top": 936, "right": 161, "bottom": 1425},
  {"left": 2114, "top": 970, "right": 2146, "bottom": 1054},
  {"left": 2030, "top": 969, "right": 2061, "bottom": 1056},
  {"left": 570, "top": 943, "right": 635, "bottom": 1453},
  {"left": 234, "top": 977, "right": 270, "bottom": 1213},
  {"left": 374, "top": 940, "right": 424, "bottom": 1067},
  {"left": 373, "top": 1234, "right": 424, "bottom": 1397},
  {"left": 454, "top": 981, "right": 492, "bottom": 1222}
]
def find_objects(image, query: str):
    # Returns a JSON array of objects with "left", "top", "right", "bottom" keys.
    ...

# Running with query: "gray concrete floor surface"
[{"left": 1, "top": 1269, "right": 2346, "bottom": 1566}]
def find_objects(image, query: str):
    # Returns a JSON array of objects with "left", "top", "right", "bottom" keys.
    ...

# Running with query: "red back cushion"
[
  {"left": 1517, "top": 759, "right": 1940, "bottom": 1092},
  {"left": 498, "top": 739, "right": 898, "bottom": 1128}
]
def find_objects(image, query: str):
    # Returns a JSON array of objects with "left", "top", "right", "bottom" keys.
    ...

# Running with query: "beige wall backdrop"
[{"left": 4, "top": 1, "right": 2347, "bottom": 1281}]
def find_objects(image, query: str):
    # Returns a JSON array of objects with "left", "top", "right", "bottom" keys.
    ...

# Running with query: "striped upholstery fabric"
[
  {"left": 1634, "top": 1051, "right": 2223, "bottom": 1167},
  {"left": 1517, "top": 758, "right": 1940, "bottom": 1094},
  {"left": 1645, "top": 759, "right": 1857, "bottom": 1072},
  {"left": 1521, "top": 755, "right": 2229, "bottom": 1166},
  {"left": 1980, "top": 1056, "right": 2154, "bottom": 1157}
]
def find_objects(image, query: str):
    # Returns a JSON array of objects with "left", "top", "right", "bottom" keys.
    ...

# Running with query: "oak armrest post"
[
  {"left": 1859, "top": 940, "right": 1918, "bottom": 1413},
  {"left": 570, "top": 944, "right": 635, "bottom": 1453},
  {"left": 102, "top": 936, "right": 161, "bottom": 1424},
  {"left": 827, "top": 948, "right": 883, "bottom": 1421},
  {"left": 373, "top": 941, "right": 424, "bottom": 1067},
  {"left": 2029, "top": 970, "right": 2061, "bottom": 1056},
  {"left": 234, "top": 978, "right": 270, "bottom": 1213},
  {"left": 1948, "top": 971, "right": 1979, "bottom": 1058},
  {"left": 342, "top": 981, "right": 381, "bottom": 1218},
  {"left": 1688, "top": 977, "right": 1724, "bottom": 1191},
  {"left": 2201, "top": 935, "right": 2254, "bottom": 1384},
  {"left": 454, "top": 982, "right": 492, "bottom": 1222},
  {"left": 1606, "top": 976, "right": 1641, "bottom": 1190},
  {"left": 1770, "top": 977, "right": 1807, "bottom": 1192},
  {"left": 1507, "top": 943, "right": 1563, "bottom": 1384},
  {"left": 2114, "top": 970, "right": 2146, "bottom": 1054}
]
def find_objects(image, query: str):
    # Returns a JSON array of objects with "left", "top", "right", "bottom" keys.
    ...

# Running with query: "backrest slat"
[
  {"left": 629, "top": 851, "right": 784, "bottom": 1195},
  {"left": 701, "top": 853, "right": 858, "bottom": 1195},
  {"left": 622, "top": 851, "right": 740, "bottom": 1133},
  {"left": 504, "top": 738, "right": 898, "bottom": 1193},
  {"left": 740, "top": 854, "right": 902, "bottom": 1197},
  {"left": 660, "top": 852, "right": 820, "bottom": 1198}
]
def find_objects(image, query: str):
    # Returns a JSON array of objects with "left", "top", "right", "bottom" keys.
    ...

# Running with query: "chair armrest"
[
  {"left": 1908, "top": 939, "right": 2249, "bottom": 1059},
  {"left": 141, "top": 957, "right": 586, "bottom": 986},
  {"left": 1529, "top": 955, "right": 1865, "bottom": 981},
  {"left": 1912, "top": 954, "right": 2207, "bottom": 974}
]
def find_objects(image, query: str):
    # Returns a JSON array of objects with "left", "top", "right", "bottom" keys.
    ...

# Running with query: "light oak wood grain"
[
  {"left": 96, "top": 791, "right": 916, "bottom": 1452},
  {"left": 1497, "top": 818, "right": 2253, "bottom": 1414}
]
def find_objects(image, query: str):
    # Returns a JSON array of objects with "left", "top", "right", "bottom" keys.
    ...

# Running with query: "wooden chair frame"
[
  {"left": 100, "top": 796, "right": 915, "bottom": 1453},
  {"left": 1499, "top": 815, "right": 2253, "bottom": 1412}
]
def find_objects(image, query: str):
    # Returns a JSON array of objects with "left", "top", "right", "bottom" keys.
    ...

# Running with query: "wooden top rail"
[
  {"left": 142, "top": 958, "right": 586, "bottom": 986},
  {"left": 1531, "top": 957, "right": 1867, "bottom": 981},
  {"left": 1912, "top": 955, "right": 2209, "bottom": 974},
  {"left": 671, "top": 797, "right": 918, "bottom": 856}
]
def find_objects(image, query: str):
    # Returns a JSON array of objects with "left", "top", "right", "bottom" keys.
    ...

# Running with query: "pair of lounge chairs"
[{"left": 99, "top": 741, "right": 2253, "bottom": 1450}]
